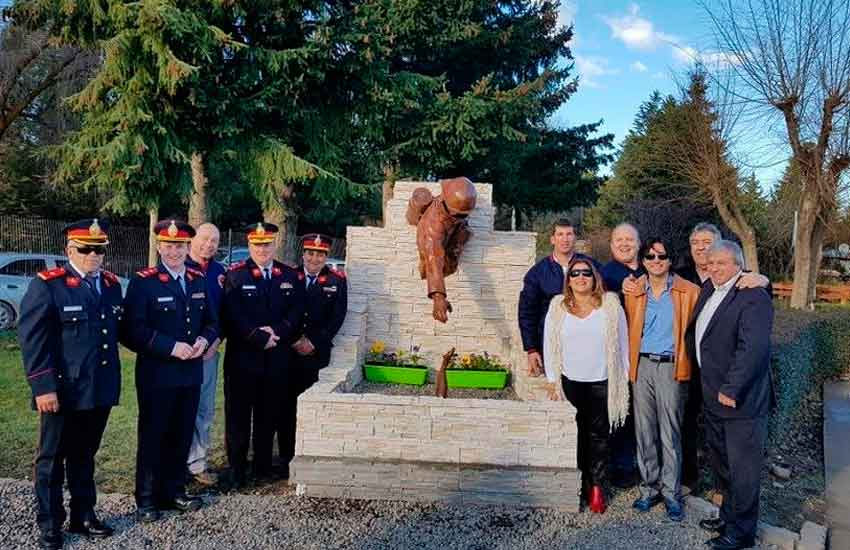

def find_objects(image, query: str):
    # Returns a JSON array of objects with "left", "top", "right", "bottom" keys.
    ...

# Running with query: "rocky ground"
[{"left": 0, "top": 477, "right": 774, "bottom": 550}]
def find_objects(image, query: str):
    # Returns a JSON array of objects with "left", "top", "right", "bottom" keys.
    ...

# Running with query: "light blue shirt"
[
  {"left": 640, "top": 275, "right": 675, "bottom": 355},
  {"left": 163, "top": 263, "right": 187, "bottom": 293}
]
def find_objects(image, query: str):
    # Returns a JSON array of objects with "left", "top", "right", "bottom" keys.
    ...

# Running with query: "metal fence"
[{"left": 0, "top": 215, "right": 346, "bottom": 277}]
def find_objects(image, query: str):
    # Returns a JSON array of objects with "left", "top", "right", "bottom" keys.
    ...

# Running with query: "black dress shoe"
[
  {"left": 38, "top": 529, "right": 63, "bottom": 550},
  {"left": 160, "top": 494, "right": 202, "bottom": 512},
  {"left": 706, "top": 534, "right": 756, "bottom": 550},
  {"left": 136, "top": 506, "right": 161, "bottom": 523},
  {"left": 699, "top": 517, "right": 727, "bottom": 533},
  {"left": 68, "top": 517, "right": 114, "bottom": 538}
]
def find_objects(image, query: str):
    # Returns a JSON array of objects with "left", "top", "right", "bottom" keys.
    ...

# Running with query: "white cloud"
[
  {"left": 601, "top": 3, "right": 670, "bottom": 51},
  {"left": 575, "top": 55, "right": 619, "bottom": 88},
  {"left": 558, "top": 0, "right": 578, "bottom": 29},
  {"left": 630, "top": 61, "right": 648, "bottom": 73},
  {"left": 672, "top": 44, "right": 741, "bottom": 68}
]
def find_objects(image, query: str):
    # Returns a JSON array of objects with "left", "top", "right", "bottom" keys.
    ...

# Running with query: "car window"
[
  {"left": 0, "top": 259, "right": 48, "bottom": 277},
  {"left": 55, "top": 259, "right": 68, "bottom": 268}
]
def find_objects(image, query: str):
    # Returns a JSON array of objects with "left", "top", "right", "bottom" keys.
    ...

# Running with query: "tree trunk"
[
  {"left": 739, "top": 232, "right": 760, "bottom": 274},
  {"left": 790, "top": 194, "right": 820, "bottom": 309},
  {"left": 188, "top": 151, "right": 208, "bottom": 227},
  {"left": 382, "top": 163, "right": 397, "bottom": 227},
  {"left": 710, "top": 190, "right": 761, "bottom": 273},
  {"left": 263, "top": 183, "right": 298, "bottom": 264},
  {"left": 147, "top": 205, "right": 159, "bottom": 267}
]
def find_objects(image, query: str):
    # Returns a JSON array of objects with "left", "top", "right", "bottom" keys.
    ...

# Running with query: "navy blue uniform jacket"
[
  {"left": 518, "top": 253, "right": 597, "bottom": 354},
  {"left": 121, "top": 264, "right": 218, "bottom": 389},
  {"left": 685, "top": 284, "right": 774, "bottom": 419},
  {"left": 222, "top": 259, "right": 304, "bottom": 376},
  {"left": 295, "top": 264, "right": 348, "bottom": 368},
  {"left": 18, "top": 267, "right": 123, "bottom": 410}
]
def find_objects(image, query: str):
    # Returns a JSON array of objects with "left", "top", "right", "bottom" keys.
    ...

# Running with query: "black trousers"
[
  {"left": 609, "top": 381, "right": 637, "bottom": 477},
  {"left": 224, "top": 368, "right": 281, "bottom": 475},
  {"left": 135, "top": 385, "right": 200, "bottom": 507},
  {"left": 681, "top": 367, "right": 703, "bottom": 486},
  {"left": 704, "top": 410, "right": 767, "bottom": 541},
  {"left": 277, "top": 364, "right": 320, "bottom": 466},
  {"left": 34, "top": 407, "right": 111, "bottom": 532},
  {"left": 562, "top": 377, "right": 609, "bottom": 488}
]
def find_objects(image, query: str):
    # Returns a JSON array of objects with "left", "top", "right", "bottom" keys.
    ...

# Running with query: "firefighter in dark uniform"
[
  {"left": 18, "top": 219, "right": 121, "bottom": 549},
  {"left": 278, "top": 234, "right": 348, "bottom": 477},
  {"left": 221, "top": 222, "right": 304, "bottom": 486},
  {"left": 120, "top": 220, "right": 218, "bottom": 523}
]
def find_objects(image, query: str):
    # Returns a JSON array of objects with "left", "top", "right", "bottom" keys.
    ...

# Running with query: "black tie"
[
  {"left": 264, "top": 268, "right": 271, "bottom": 280},
  {"left": 176, "top": 274, "right": 185, "bottom": 294},
  {"left": 307, "top": 275, "right": 316, "bottom": 289},
  {"left": 85, "top": 275, "right": 99, "bottom": 295}
]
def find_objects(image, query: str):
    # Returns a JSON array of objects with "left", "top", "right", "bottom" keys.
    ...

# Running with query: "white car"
[{"left": 0, "top": 253, "right": 128, "bottom": 331}]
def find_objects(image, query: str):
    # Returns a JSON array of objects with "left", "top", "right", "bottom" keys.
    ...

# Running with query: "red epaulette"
[
  {"left": 330, "top": 267, "right": 346, "bottom": 280},
  {"left": 228, "top": 261, "right": 247, "bottom": 272},
  {"left": 102, "top": 270, "right": 120, "bottom": 286},
  {"left": 186, "top": 266, "right": 205, "bottom": 279},
  {"left": 136, "top": 266, "right": 159, "bottom": 278},
  {"left": 37, "top": 267, "right": 66, "bottom": 281}
]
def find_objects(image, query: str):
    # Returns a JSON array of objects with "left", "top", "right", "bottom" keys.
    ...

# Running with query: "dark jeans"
[
  {"left": 224, "top": 369, "right": 281, "bottom": 475},
  {"left": 34, "top": 407, "right": 111, "bottom": 532},
  {"left": 704, "top": 410, "right": 768, "bottom": 541},
  {"left": 562, "top": 376, "right": 609, "bottom": 488},
  {"left": 681, "top": 367, "right": 703, "bottom": 487},
  {"left": 135, "top": 385, "right": 200, "bottom": 507}
]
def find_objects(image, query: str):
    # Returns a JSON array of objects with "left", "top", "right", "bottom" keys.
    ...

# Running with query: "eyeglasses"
[
  {"left": 568, "top": 269, "right": 594, "bottom": 278},
  {"left": 73, "top": 245, "right": 106, "bottom": 255},
  {"left": 643, "top": 253, "right": 669, "bottom": 261}
]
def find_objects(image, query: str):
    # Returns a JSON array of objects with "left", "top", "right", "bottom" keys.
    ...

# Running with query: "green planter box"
[
  {"left": 445, "top": 369, "right": 509, "bottom": 389},
  {"left": 363, "top": 363, "right": 428, "bottom": 386}
]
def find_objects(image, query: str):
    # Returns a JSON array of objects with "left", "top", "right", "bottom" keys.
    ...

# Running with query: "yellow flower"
[
  {"left": 370, "top": 341, "right": 386, "bottom": 354},
  {"left": 460, "top": 354, "right": 472, "bottom": 365}
]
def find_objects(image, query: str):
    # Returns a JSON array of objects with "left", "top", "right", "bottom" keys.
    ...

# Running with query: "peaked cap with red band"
[
  {"left": 153, "top": 219, "right": 195, "bottom": 243},
  {"left": 301, "top": 233, "right": 332, "bottom": 253},
  {"left": 246, "top": 222, "right": 278, "bottom": 244},
  {"left": 63, "top": 218, "right": 110, "bottom": 245}
]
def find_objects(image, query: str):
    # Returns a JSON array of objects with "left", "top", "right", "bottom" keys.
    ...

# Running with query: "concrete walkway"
[{"left": 824, "top": 381, "right": 850, "bottom": 550}]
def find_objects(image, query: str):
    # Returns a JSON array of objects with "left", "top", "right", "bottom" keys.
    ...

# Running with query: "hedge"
[{"left": 769, "top": 306, "right": 850, "bottom": 440}]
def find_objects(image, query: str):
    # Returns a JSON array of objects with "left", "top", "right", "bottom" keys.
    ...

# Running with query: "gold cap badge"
[
  {"left": 89, "top": 218, "right": 102, "bottom": 237},
  {"left": 167, "top": 220, "right": 178, "bottom": 238},
  {"left": 256, "top": 222, "right": 265, "bottom": 236}
]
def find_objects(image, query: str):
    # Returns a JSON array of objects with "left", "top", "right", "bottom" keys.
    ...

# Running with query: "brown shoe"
[{"left": 191, "top": 471, "right": 218, "bottom": 486}]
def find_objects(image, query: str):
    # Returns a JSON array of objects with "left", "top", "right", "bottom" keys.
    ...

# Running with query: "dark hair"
[
  {"left": 551, "top": 218, "right": 575, "bottom": 235},
  {"left": 639, "top": 237, "right": 675, "bottom": 266},
  {"left": 562, "top": 256, "right": 604, "bottom": 312}
]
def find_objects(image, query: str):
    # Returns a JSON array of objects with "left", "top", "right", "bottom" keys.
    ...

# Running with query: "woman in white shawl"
[{"left": 542, "top": 257, "right": 630, "bottom": 514}]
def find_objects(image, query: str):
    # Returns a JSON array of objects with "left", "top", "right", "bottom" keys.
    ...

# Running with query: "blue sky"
[{"left": 551, "top": 1, "right": 788, "bottom": 189}]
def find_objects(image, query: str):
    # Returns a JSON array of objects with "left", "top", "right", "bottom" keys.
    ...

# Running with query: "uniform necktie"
[
  {"left": 264, "top": 267, "right": 271, "bottom": 280},
  {"left": 176, "top": 274, "right": 186, "bottom": 294},
  {"left": 85, "top": 274, "right": 99, "bottom": 295},
  {"left": 307, "top": 275, "right": 316, "bottom": 289}
]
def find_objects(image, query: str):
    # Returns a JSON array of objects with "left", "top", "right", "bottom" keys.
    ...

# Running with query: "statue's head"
[{"left": 440, "top": 177, "right": 477, "bottom": 217}]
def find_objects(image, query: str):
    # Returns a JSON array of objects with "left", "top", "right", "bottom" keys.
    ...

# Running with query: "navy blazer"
[{"left": 685, "top": 282, "right": 774, "bottom": 419}]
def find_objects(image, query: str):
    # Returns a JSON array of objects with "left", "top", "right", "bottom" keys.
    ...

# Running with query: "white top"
[
  {"left": 544, "top": 306, "right": 630, "bottom": 383},
  {"left": 695, "top": 271, "right": 741, "bottom": 367}
]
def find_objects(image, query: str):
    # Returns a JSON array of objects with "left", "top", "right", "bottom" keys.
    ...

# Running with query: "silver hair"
[
  {"left": 708, "top": 239, "right": 744, "bottom": 267},
  {"left": 690, "top": 222, "right": 722, "bottom": 241},
  {"left": 611, "top": 222, "right": 640, "bottom": 244}
]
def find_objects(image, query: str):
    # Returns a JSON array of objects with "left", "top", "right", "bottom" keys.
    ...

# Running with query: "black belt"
[{"left": 639, "top": 352, "right": 675, "bottom": 363}]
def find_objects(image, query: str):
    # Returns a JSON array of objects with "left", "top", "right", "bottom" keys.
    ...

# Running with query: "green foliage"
[
  {"left": 448, "top": 351, "right": 508, "bottom": 372},
  {"left": 770, "top": 308, "right": 850, "bottom": 441},
  {"left": 365, "top": 341, "right": 425, "bottom": 367}
]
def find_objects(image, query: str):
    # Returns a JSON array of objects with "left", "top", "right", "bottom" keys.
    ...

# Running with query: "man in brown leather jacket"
[{"left": 407, "top": 177, "right": 477, "bottom": 323}]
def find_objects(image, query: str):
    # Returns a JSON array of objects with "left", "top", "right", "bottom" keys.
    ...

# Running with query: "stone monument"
[{"left": 289, "top": 181, "right": 580, "bottom": 510}]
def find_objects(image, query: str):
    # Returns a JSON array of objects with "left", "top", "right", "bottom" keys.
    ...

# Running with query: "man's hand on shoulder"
[
  {"left": 622, "top": 274, "right": 644, "bottom": 295},
  {"left": 736, "top": 272, "right": 769, "bottom": 289}
]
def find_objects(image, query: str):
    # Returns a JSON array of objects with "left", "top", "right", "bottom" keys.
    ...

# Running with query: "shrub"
[
  {"left": 447, "top": 351, "right": 508, "bottom": 372},
  {"left": 769, "top": 306, "right": 850, "bottom": 440},
  {"left": 364, "top": 341, "right": 424, "bottom": 367}
]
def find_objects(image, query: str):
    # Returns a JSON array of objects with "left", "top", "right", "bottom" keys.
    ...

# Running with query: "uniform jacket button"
[
  {"left": 102, "top": 329, "right": 108, "bottom": 334},
  {"left": 102, "top": 344, "right": 108, "bottom": 349}
]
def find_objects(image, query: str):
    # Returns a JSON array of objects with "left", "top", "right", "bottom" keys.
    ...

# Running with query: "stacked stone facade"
[{"left": 292, "top": 181, "right": 579, "bottom": 509}]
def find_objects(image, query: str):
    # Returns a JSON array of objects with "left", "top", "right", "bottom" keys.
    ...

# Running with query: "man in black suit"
[
  {"left": 19, "top": 219, "right": 122, "bottom": 549},
  {"left": 121, "top": 220, "right": 218, "bottom": 523},
  {"left": 221, "top": 222, "right": 304, "bottom": 486},
  {"left": 685, "top": 240, "right": 774, "bottom": 550}
]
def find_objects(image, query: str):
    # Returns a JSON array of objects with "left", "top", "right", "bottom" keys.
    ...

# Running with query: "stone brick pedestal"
[{"left": 291, "top": 181, "right": 579, "bottom": 510}]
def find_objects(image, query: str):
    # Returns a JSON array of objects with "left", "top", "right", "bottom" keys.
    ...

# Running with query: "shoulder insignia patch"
[
  {"left": 158, "top": 273, "right": 170, "bottom": 283},
  {"left": 228, "top": 261, "right": 247, "bottom": 272},
  {"left": 186, "top": 267, "right": 205, "bottom": 279},
  {"left": 37, "top": 267, "right": 66, "bottom": 281},
  {"left": 65, "top": 275, "right": 81, "bottom": 287},
  {"left": 102, "top": 270, "right": 119, "bottom": 287},
  {"left": 330, "top": 268, "right": 346, "bottom": 280},
  {"left": 136, "top": 266, "right": 159, "bottom": 278}
]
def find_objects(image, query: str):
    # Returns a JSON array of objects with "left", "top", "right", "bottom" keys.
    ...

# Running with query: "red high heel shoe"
[{"left": 589, "top": 485, "right": 607, "bottom": 514}]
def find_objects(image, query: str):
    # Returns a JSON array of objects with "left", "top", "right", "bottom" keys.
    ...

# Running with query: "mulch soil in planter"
[{"left": 347, "top": 381, "right": 520, "bottom": 400}]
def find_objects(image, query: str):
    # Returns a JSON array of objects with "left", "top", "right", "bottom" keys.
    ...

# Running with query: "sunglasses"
[
  {"left": 568, "top": 268, "right": 594, "bottom": 278},
  {"left": 644, "top": 253, "right": 669, "bottom": 261},
  {"left": 73, "top": 245, "right": 106, "bottom": 255}
]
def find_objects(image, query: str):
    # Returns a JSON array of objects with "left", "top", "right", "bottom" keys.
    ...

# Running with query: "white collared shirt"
[{"left": 695, "top": 271, "right": 742, "bottom": 367}]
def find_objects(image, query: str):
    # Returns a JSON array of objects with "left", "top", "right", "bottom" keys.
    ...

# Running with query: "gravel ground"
[
  {"left": 0, "top": 478, "right": 770, "bottom": 550},
  {"left": 348, "top": 382, "right": 519, "bottom": 400}
]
